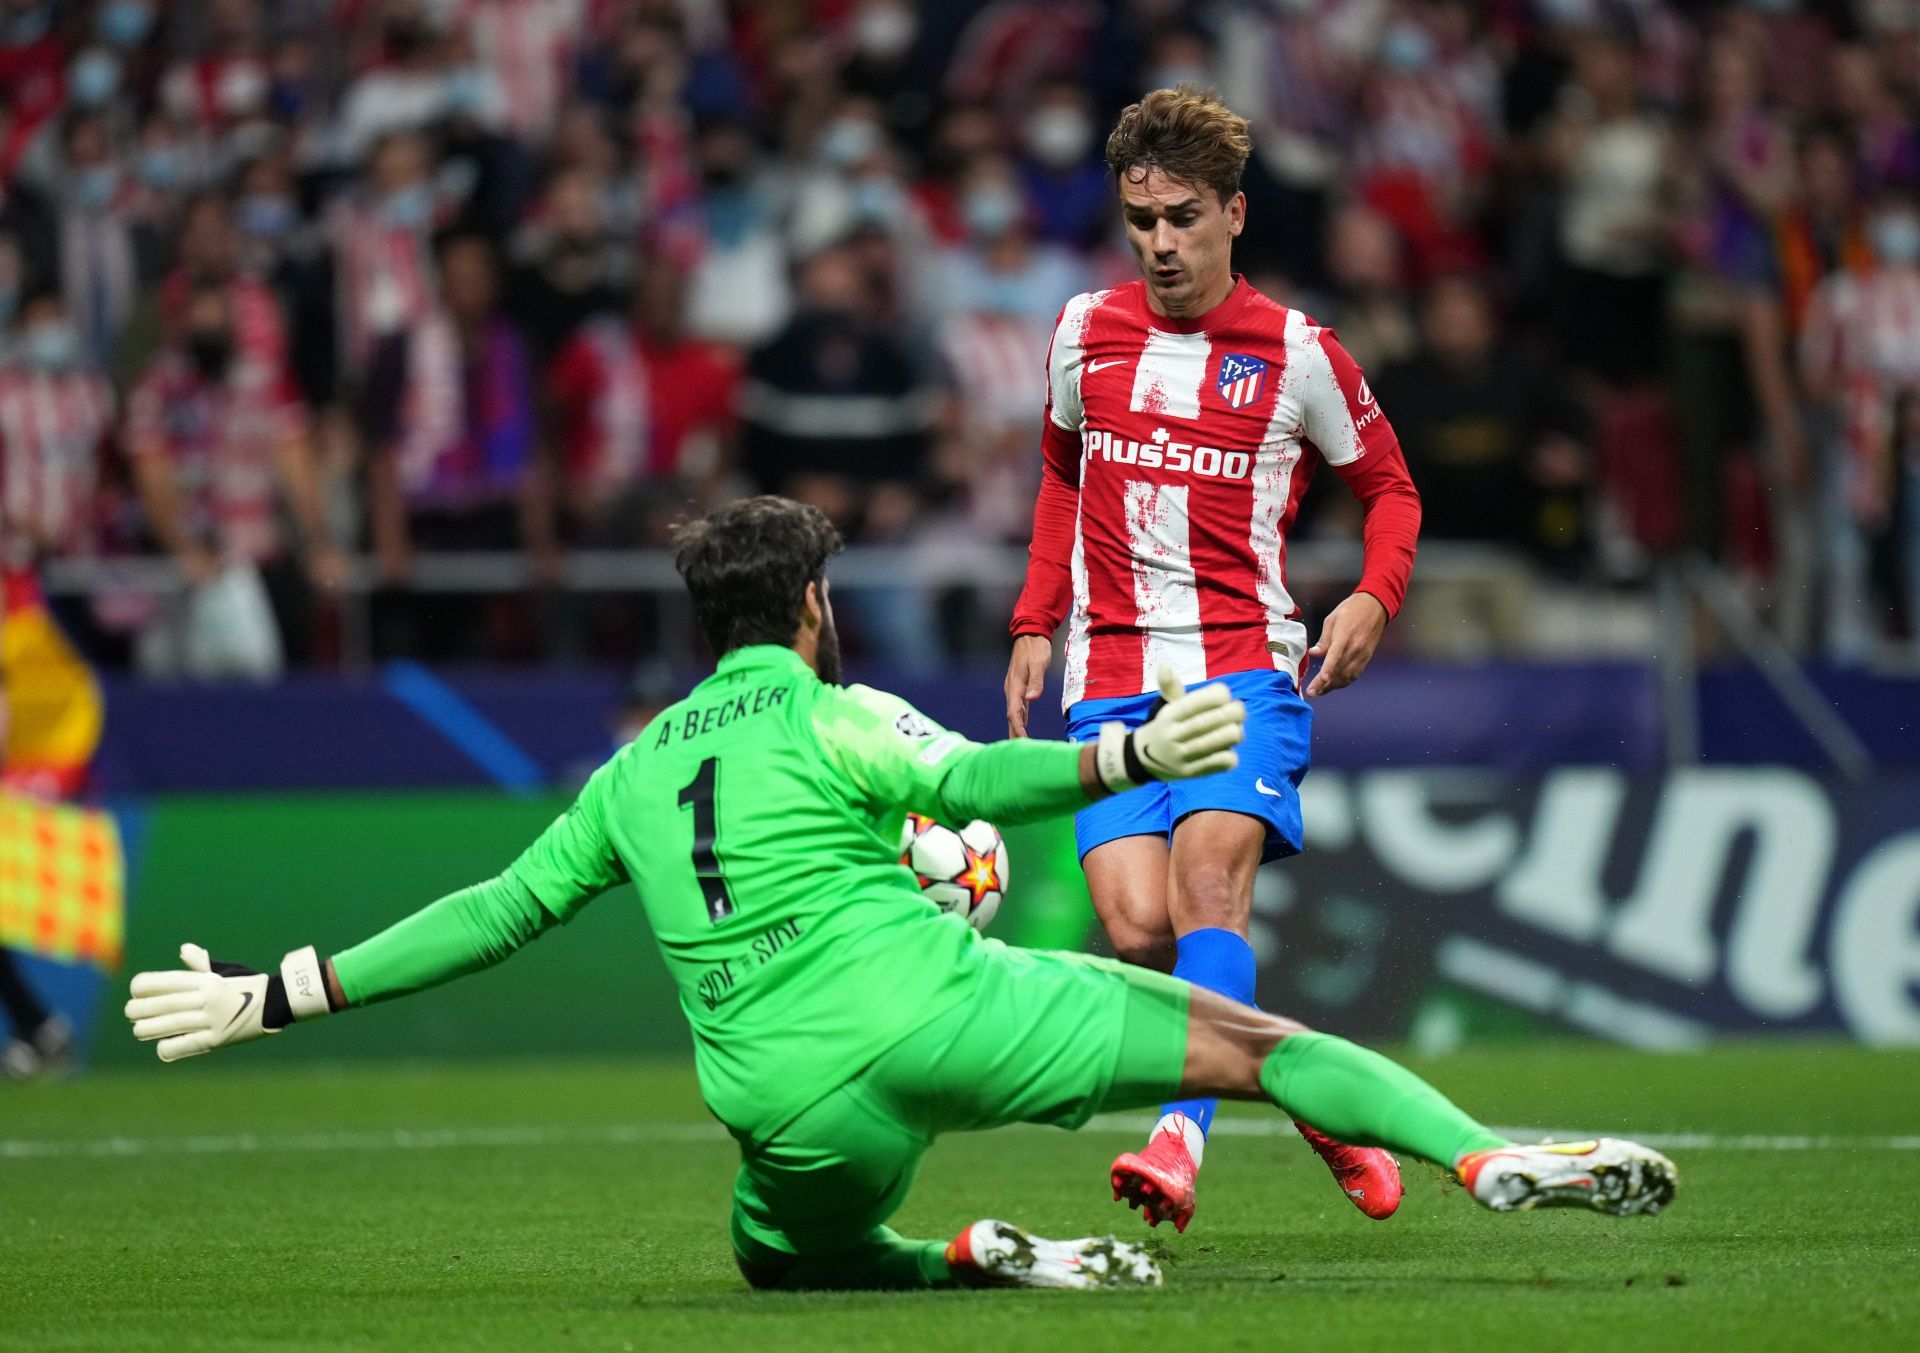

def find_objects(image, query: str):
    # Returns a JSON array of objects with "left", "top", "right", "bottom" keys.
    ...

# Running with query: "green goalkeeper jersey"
[{"left": 507, "top": 644, "right": 1090, "bottom": 1139}]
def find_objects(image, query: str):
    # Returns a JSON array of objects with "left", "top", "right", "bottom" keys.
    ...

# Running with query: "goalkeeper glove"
[
  {"left": 125, "top": 943, "right": 337, "bottom": 1063},
  {"left": 1094, "top": 664, "right": 1246, "bottom": 793}
]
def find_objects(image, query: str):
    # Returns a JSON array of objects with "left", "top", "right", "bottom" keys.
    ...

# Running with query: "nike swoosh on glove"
[{"left": 125, "top": 944, "right": 331, "bottom": 1062}]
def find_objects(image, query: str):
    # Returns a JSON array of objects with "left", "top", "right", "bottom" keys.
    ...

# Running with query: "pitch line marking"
[{"left": 2, "top": 1119, "right": 1917, "bottom": 1162}]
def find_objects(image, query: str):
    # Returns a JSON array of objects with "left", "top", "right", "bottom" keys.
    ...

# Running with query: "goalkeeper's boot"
[
  {"left": 1110, "top": 1116, "right": 1199, "bottom": 1232},
  {"left": 1295, "top": 1120, "right": 1403, "bottom": 1220},
  {"left": 945, "top": 1219, "right": 1162, "bottom": 1290},
  {"left": 1458, "top": 1138, "right": 1679, "bottom": 1216}
]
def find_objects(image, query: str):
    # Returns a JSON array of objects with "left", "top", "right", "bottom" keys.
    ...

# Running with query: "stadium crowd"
[{"left": 1, "top": 0, "right": 1918, "bottom": 672}]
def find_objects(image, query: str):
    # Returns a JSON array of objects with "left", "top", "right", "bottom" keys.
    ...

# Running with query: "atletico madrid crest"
[{"left": 1217, "top": 353, "right": 1268, "bottom": 409}]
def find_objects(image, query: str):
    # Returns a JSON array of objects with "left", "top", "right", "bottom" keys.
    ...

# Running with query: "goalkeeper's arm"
[
  {"left": 931, "top": 665, "right": 1246, "bottom": 825},
  {"left": 124, "top": 871, "right": 558, "bottom": 1063}
]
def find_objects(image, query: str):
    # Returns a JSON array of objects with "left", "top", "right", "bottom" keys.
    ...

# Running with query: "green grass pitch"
[{"left": 3, "top": 1043, "right": 1916, "bottom": 1352}]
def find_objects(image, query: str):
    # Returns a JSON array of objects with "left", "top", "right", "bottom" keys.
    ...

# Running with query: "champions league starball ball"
[{"left": 898, "top": 812, "right": 1009, "bottom": 931}]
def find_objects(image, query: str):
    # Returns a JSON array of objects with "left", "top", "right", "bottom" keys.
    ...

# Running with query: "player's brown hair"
[
  {"left": 1105, "top": 85, "right": 1252, "bottom": 206},
  {"left": 672, "top": 496, "right": 845, "bottom": 658}
]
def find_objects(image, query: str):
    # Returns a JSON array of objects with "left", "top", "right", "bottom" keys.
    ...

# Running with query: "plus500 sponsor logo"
[{"left": 1088, "top": 427, "right": 1251, "bottom": 480}]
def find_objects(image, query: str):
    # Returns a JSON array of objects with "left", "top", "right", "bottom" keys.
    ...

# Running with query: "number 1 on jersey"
[{"left": 677, "top": 756, "right": 736, "bottom": 923}]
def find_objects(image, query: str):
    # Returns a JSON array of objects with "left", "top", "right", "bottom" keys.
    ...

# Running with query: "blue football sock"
[{"left": 1159, "top": 927, "right": 1258, "bottom": 1137}]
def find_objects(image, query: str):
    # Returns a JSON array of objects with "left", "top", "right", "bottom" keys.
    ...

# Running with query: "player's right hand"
[
  {"left": 1005, "top": 635, "right": 1052, "bottom": 738},
  {"left": 1095, "top": 665, "right": 1245, "bottom": 791},
  {"left": 125, "top": 943, "right": 331, "bottom": 1062}
]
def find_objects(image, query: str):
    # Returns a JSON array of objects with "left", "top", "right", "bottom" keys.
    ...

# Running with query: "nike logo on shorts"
[{"left": 1254, "top": 779, "right": 1284, "bottom": 798}]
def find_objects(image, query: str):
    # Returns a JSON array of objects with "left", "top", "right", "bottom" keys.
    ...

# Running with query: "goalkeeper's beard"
[{"left": 815, "top": 605, "right": 843, "bottom": 685}]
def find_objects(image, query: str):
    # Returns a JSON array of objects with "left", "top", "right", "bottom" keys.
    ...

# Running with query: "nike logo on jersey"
[
  {"left": 1254, "top": 778, "right": 1285, "bottom": 798},
  {"left": 1086, "top": 358, "right": 1126, "bottom": 374}
]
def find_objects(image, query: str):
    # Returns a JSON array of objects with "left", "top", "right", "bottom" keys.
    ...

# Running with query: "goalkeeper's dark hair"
[{"left": 672, "top": 496, "right": 845, "bottom": 657}]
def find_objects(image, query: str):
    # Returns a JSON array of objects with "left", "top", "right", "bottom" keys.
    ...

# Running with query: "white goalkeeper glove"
[
  {"left": 125, "top": 943, "right": 335, "bottom": 1063},
  {"left": 1094, "top": 664, "right": 1246, "bottom": 793}
]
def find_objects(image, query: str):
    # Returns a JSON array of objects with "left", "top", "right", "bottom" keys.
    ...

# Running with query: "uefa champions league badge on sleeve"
[{"left": 1217, "top": 354, "right": 1267, "bottom": 409}]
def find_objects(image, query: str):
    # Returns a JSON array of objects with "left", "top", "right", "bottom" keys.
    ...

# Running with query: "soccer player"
[
  {"left": 1004, "top": 87, "right": 1423, "bottom": 1231},
  {"left": 125, "top": 498, "right": 1676, "bottom": 1293}
]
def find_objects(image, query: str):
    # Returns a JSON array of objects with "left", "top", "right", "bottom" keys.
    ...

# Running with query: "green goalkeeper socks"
[{"left": 1259, "top": 1032, "right": 1510, "bottom": 1168}]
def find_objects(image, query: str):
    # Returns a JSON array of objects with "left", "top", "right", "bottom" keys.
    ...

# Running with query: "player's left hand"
[{"left": 1305, "top": 593, "right": 1389, "bottom": 697}]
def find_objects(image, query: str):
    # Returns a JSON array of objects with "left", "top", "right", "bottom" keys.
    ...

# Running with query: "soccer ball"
[{"left": 898, "top": 812, "right": 1009, "bottom": 931}]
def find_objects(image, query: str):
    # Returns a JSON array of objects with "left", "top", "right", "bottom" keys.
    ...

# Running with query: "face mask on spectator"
[
  {"left": 1025, "top": 107, "right": 1092, "bottom": 170},
  {"left": 962, "top": 185, "right": 1023, "bottom": 240},
  {"left": 1379, "top": 23, "right": 1436, "bottom": 74},
  {"left": 98, "top": 0, "right": 153, "bottom": 48},
  {"left": 1869, "top": 212, "right": 1920, "bottom": 267},
  {"left": 187, "top": 329, "right": 234, "bottom": 381},
  {"left": 445, "top": 67, "right": 493, "bottom": 118},
  {"left": 238, "top": 194, "right": 299, "bottom": 239},
  {"left": 138, "top": 146, "right": 183, "bottom": 191},
  {"left": 71, "top": 165, "right": 121, "bottom": 211},
  {"left": 22, "top": 321, "right": 78, "bottom": 370},
  {"left": 380, "top": 183, "right": 435, "bottom": 230},
  {"left": 853, "top": 3, "right": 916, "bottom": 61},
  {"left": 820, "top": 118, "right": 881, "bottom": 171},
  {"left": 975, "top": 272, "right": 1030, "bottom": 317},
  {"left": 849, "top": 176, "right": 906, "bottom": 230},
  {"left": 4, "top": 3, "right": 51, "bottom": 46},
  {"left": 704, "top": 188, "right": 760, "bottom": 249},
  {"left": 68, "top": 48, "right": 122, "bottom": 107}
]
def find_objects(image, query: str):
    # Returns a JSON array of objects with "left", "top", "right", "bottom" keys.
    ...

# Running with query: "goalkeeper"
[{"left": 124, "top": 496, "right": 1677, "bottom": 1292}]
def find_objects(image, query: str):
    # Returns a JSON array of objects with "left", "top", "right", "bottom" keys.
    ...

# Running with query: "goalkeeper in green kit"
[{"left": 125, "top": 496, "right": 1677, "bottom": 1292}]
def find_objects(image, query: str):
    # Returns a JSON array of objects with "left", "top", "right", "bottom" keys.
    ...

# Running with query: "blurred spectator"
[
  {"left": 336, "top": 1, "right": 458, "bottom": 164},
  {"left": 365, "top": 229, "right": 552, "bottom": 660},
  {"left": 934, "top": 157, "right": 1085, "bottom": 330},
  {"left": 1801, "top": 190, "right": 1920, "bottom": 659},
  {"left": 0, "top": 289, "right": 114, "bottom": 570},
  {"left": 0, "top": 1, "right": 72, "bottom": 169},
  {"left": 683, "top": 119, "right": 790, "bottom": 346},
  {"left": 51, "top": 109, "right": 139, "bottom": 373},
  {"left": 1547, "top": 30, "right": 1673, "bottom": 387},
  {"left": 742, "top": 245, "right": 935, "bottom": 531},
  {"left": 330, "top": 130, "right": 439, "bottom": 390},
  {"left": 160, "top": 0, "right": 271, "bottom": 138},
  {"left": 545, "top": 243, "right": 741, "bottom": 547},
  {"left": 507, "top": 163, "right": 632, "bottom": 362},
  {"left": 124, "top": 279, "right": 339, "bottom": 677},
  {"left": 455, "top": 0, "right": 580, "bottom": 145},
  {"left": 1018, "top": 78, "right": 1109, "bottom": 250},
  {"left": 1381, "top": 273, "right": 1591, "bottom": 567},
  {"left": 1319, "top": 202, "right": 1418, "bottom": 373}
]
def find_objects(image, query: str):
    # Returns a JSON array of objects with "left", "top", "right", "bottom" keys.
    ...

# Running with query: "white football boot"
[
  {"left": 1458, "top": 1138, "right": 1679, "bottom": 1216},
  {"left": 945, "top": 1219, "right": 1163, "bottom": 1289}
]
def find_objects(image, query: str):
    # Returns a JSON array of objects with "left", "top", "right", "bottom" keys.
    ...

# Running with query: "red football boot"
[
  {"left": 1295, "top": 1121, "right": 1403, "bottom": 1220},
  {"left": 1109, "top": 1118, "right": 1200, "bottom": 1233}
]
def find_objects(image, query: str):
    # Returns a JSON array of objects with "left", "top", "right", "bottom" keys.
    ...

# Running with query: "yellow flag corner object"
[{"left": 0, "top": 792, "right": 125, "bottom": 969}]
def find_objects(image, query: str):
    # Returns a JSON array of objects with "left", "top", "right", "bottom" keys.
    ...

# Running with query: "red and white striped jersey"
[
  {"left": 0, "top": 367, "right": 114, "bottom": 559},
  {"left": 1011, "top": 278, "right": 1421, "bottom": 707}
]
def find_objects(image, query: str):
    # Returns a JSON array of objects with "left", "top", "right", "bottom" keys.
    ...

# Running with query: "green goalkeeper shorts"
[{"left": 728, "top": 943, "right": 1190, "bottom": 1264}]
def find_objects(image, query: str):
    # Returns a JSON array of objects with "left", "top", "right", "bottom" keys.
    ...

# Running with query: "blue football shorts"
[{"left": 1065, "top": 666, "right": 1311, "bottom": 864}]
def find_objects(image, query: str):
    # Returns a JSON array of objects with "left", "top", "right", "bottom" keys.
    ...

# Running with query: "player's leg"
[
  {"left": 1168, "top": 984, "right": 1679, "bottom": 1216},
  {"left": 728, "top": 1077, "right": 950, "bottom": 1291},
  {"left": 1080, "top": 835, "right": 1174, "bottom": 970},
  {"left": 733, "top": 1006, "right": 1166, "bottom": 1293},
  {"left": 1068, "top": 687, "right": 1178, "bottom": 973}
]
